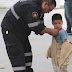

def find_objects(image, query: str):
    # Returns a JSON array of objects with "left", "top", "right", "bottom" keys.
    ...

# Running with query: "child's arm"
[{"left": 59, "top": 30, "right": 68, "bottom": 43}]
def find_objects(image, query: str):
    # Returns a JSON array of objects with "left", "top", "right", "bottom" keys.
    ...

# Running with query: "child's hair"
[{"left": 52, "top": 13, "right": 62, "bottom": 22}]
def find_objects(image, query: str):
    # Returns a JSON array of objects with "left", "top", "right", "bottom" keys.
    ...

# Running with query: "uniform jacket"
[
  {"left": 47, "top": 37, "right": 72, "bottom": 71},
  {"left": 1, "top": 0, "right": 45, "bottom": 37},
  {"left": 1, "top": 0, "right": 45, "bottom": 46}
]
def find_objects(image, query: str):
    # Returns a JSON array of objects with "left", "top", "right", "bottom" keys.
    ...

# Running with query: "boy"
[
  {"left": 52, "top": 14, "right": 68, "bottom": 45},
  {"left": 46, "top": 14, "right": 71, "bottom": 72}
]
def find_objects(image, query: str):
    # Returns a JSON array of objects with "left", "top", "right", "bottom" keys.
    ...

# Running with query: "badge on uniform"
[{"left": 32, "top": 11, "right": 38, "bottom": 19}]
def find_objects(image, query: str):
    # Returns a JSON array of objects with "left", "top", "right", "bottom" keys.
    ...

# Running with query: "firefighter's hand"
[
  {"left": 41, "top": 28, "right": 58, "bottom": 36},
  {"left": 50, "top": 29, "right": 58, "bottom": 36}
]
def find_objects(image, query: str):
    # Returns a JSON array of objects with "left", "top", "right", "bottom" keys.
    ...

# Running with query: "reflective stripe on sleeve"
[
  {"left": 11, "top": 6, "right": 20, "bottom": 20},
  {"left": 25, "top": 62, "right": 32, "bottom": 66},
  {"left": 28, "top": 21, "right": 40, "bottom": 27},
  {"left": 13, "top": 66, "right": 26, "bottom": 71},
  {"left": 20, "top": 0, "right": 27, "bottom": 2},
  {"left": 28, "top": 20, "right": 44, "bottom": 28},
  {"left": 25, "top": 52, "right": 32, "bottom": 56}
]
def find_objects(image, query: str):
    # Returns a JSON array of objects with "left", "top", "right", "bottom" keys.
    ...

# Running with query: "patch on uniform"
[{"left": 32, "top": 11, "right": 38, "bottom": 19}]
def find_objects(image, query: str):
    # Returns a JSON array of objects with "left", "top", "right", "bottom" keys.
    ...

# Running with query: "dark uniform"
[{"left": 1, "top": 0, "right": 45, "bottom": 72}]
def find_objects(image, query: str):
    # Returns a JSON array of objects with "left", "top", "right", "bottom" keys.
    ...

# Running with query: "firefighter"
[{"left": 1, "top": 0, "right": 58, "bottom": 72}]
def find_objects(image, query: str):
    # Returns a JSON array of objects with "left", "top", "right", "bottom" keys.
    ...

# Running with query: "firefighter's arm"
[{"left": 41, "top": 27, "right": 58, "bottom": 36}]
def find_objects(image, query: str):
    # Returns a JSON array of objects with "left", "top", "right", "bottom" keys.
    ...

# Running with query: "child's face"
[{"left": 52, "top": 19, "right": 63, "bottom": 29}]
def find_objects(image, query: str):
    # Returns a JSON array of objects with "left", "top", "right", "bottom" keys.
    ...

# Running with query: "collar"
[{"left": 58, "top": 28, "right": 62, "bottom": 32}]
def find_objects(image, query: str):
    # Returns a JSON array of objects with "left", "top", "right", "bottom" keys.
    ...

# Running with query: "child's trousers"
[{"left": 53, "top": 64, "right": 68, "bottom": 72}]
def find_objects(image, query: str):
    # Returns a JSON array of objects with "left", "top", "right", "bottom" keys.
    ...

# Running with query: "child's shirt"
[{"left": 55, "top": 28, "right": 68, "bottom": 45}]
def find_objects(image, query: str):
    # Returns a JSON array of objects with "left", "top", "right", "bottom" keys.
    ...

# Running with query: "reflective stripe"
[
  {"left": 28, "top": 20, "right": 44, "bottom": 28},
  {"left": 13, "top": 66, "right": 26, "bottom": 71},
  {"left": 25, "top": 52, "right": 32, "bottom": 56},
  {"left": 11, "top": 6, "right": 20, "bottom": 20},
  {"left": 28, "top": 21, "right": 40, "bottom": 27},
  {"left": 20, "top": 0, "right": 27, "bottom": 2},
  {"left": 6, "top": 30, "right": 9, "bottom": 34},
  {"left": 25, "top": 62, "right": 32, "bottom": 66}
]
